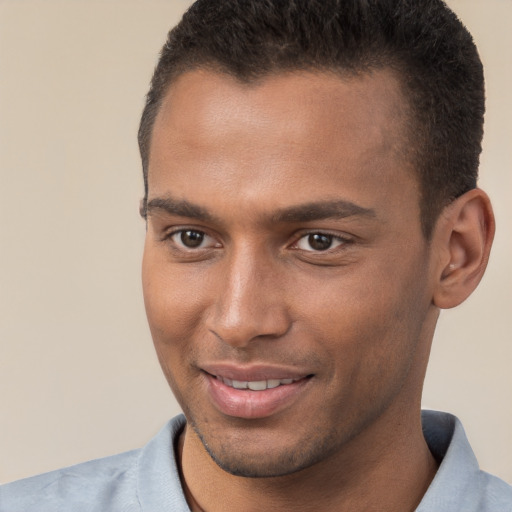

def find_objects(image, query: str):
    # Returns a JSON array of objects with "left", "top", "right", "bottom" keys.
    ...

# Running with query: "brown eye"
[
  {"left": 307, "top": 233, "right": 333, "bottom": 251},
  {"left": 179, "top": 230, "right": 205, "bottom": 248},
  {"left": 167, "top": 228, "right": 221, "bottom": 255},
  {"left": 295, "top": 232, "right": 346, "bottom": 252},
  {"left": 169, "top": 229, "right": 212, "bottom": 249}
]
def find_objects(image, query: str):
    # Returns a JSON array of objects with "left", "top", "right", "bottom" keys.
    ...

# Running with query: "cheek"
[
  {"left": 142, "top": 249, "right": 208, "bottom": 364},
  {"left": 142, "top": 258, "right": 207, "bottom": 414},
  {"left": 297, "top": 260, "right": 428, "bottom": 378}
]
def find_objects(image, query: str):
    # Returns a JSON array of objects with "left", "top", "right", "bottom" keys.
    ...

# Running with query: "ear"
[
  {"left": 139, "top": 198, "right": 148, "bottom": 220},
  {"left": 432, "top": 188, "right": 495, "bottom": 309}
]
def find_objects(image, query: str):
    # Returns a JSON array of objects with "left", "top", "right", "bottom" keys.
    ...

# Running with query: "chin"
[{"left": 189, "top": 419, "right": 338, "bottom": 479}]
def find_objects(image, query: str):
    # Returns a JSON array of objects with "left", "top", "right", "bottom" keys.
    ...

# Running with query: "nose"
[{"left": 206, "top": 246, "right": 292, "bottom": 348}]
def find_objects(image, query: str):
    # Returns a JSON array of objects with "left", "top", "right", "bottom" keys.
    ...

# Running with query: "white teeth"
[
  {"left": 219, "top": 377, "right": 298, "bottom": 390},
  {"left": 232, "top": 380, "right": 248, "bottom": 389},
  {"left": 248, "top": 380, "right": 267, "bottom": 391}
]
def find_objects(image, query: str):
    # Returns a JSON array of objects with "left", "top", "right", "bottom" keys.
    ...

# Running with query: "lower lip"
[{"left": 205, "top": 374, "right": 311, "bottom": 419}]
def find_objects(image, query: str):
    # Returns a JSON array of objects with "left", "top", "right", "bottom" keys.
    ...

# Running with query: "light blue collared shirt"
[{"left": 1, "top": 411, "right": 511, "bottom": 511}]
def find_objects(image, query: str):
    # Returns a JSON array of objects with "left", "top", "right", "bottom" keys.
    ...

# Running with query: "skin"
[{"left": 142, "top": 69, "right": 494, "bottom": 511}]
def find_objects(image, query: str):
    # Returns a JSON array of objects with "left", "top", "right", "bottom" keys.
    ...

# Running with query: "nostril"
[{"left": 207, "top": 313, "right": 291, "bottom": 348}]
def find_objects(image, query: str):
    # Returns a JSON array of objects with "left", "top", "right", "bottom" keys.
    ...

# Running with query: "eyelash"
[
  {"left": 165, "top": 228, "right": 220, "bottom": 251},
  {"left": 291, "top": 232, "right": 352, "bottom": 253},
  {"left": 163, "top": 227, "right": 352, "bottom": 254}
]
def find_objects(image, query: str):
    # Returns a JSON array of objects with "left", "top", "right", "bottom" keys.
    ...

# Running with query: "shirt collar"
[
  {"left": 135, "top": 411, "right": 489, "bottom": 512},
  {"left": 417, "top": 410, "right": 483, "bottom": 511},
  {"left": 137, "top": 414, "right": 189, "bottom": 511}
]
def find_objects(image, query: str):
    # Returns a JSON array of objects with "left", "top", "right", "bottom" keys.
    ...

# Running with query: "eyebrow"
[
  {"left": 144, "top": 197, "right": 218, "bottom": 222},
  {"left": 143, "top": 195, "right": 376, "bottom": 224},
  {"left": 271, "top": 200, "right": 376, "bottom": 223}
]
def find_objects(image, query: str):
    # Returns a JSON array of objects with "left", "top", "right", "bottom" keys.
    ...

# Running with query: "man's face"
[{"left": 142, "top": 69, "right": 438, "bottom": 477}]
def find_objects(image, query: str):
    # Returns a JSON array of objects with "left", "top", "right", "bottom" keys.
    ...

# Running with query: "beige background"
[{"left": 0, "top": 0, "right": 510, "bottom": 485}]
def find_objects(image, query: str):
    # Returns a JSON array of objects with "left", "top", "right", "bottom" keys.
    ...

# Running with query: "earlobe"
[{"left": 432, "top": 188, "right": 495, "bottom": 309}]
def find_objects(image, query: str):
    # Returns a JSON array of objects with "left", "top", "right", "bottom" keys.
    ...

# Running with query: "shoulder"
[
  {"left": 476, "top": 471, "right": 512, "bottom": 511},
  {"left": 0, "top": 415, "right": 189, "bottom": 512},
  {"left": 0, "top": 449, "right": 141, "bottom": 512},
  {"left": 419, "top": 410, "right": 512, "bottom": 511}
]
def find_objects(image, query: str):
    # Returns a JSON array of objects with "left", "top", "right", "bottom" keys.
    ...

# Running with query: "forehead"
[
  {"left": 152, "top": 68, "right": 409, "bottom": 158},
  {"left": 148, "top": 68, "right": 417, "bottom": 223}
]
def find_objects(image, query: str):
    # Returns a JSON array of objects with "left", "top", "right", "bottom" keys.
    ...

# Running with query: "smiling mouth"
[
  {"left": 204, "top": 371, "right": 313, "bottom": 418},
  {"left": 214, "top": 375, "right": 303, "bottom": 391}
]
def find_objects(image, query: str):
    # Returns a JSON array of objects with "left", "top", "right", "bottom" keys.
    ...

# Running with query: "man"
[{"left": 1, "top": 0, "right": 511, "bottom": 510}]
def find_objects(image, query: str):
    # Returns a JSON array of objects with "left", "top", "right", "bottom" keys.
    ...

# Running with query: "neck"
[{"left": 178, "top": 407, "right": 438, "bottom": 512}]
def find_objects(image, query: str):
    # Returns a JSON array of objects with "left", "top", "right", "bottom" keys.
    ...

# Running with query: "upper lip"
[{"left": 200, "top": 363, "right": 312, "bottom": 382}]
